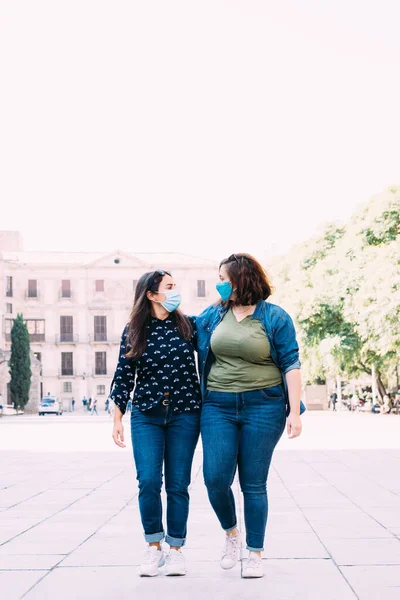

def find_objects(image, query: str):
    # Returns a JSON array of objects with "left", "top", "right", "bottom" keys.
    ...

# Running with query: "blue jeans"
[
  {"left": 131, "top": 404, "right": 200, "bottom": 547},
  {"left": 201, "top": 385, "right": 286, "bottom": 551}
]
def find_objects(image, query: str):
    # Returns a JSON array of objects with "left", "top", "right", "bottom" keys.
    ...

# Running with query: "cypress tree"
[{"left": 9, "top": 314, "right": 32, "bottom": 412}]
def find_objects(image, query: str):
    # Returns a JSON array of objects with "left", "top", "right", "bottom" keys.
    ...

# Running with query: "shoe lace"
[
  {"left": 143, "top": 548, "right": 159, "bottom": 564},
  {"left": 224, "top": 534, "right": 240, "bottom": 556},
  {"left": 168, "top": 550, "right": 183, "bottom": 564},
  {"left": 244, "top": 556, "right": 261, "bottom": 569}
]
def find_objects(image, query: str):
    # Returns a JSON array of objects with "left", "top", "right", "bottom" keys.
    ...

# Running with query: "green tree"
[
  {"left": 270, "top": 187, "right": 400, "bottom": 395},
  {"left": 9, "top": 314, "right": 32, "bottom": 412}
]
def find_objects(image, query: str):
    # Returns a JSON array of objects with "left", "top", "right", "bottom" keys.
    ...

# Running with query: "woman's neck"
[{"left": 151, "top": 303, "right": 170, "bottom": 320}]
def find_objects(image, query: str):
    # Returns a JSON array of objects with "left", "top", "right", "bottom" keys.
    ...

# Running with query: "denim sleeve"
[
  {"left": 272, "top": 310, "right": 301, "bottom": 373},
  {"left": 109, "top": 325, "right": 136, "bottom": 415}
]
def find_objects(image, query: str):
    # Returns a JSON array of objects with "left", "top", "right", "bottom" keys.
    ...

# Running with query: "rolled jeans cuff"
[
  {"left": 144, "top": 531, "right": 164, "bottom": 544},
  {"left": 166, "top": 534, "right": 186, "bottom": 548},
  {"left": 247, "top": 545, "right": 264, "bottom": 552},
  {"left": 224, "top": 524, "right": 238, "bottom": 534}
]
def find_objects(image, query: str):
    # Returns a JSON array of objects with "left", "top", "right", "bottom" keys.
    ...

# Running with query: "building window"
[
  {"left": 97, "top": 385, "right": 106, "bottom": 395},
  {"left": 95, "top": 351, "right": 107, "bottom": 375},
  {"left": 6, "top": 276, "right": 13, "bottom": 297},
  {"left": 95, "top": 280, "right": 104, "bottom": 292},
  {"left": 6, "top": 303, "right": 12, "bottom": 314},
  {"left": 197, "top": 280, "right": 206, "bottom": 298},
  {"left": 60, "top": 316, "right": 73, "bottom": 342},
  {"left": 133, "top": 279, "right": 138, "bottom": 292},
  {"left": 28, "top": 279, "right": 38, "bottom": 298},
  {"left": 61, "top": 280, "right": 71, "bottom": 298},
  {"left": 26, "top": 319, "right": 45, "bottom": 342},
  {"left": 61, "top": 352, "right": 73, "bottom": 376},
  {"left": 94, "top": 316, "right": 107, "bottom": 342},
  {"left": 63, "top": 382, "right": 72, "bottom": 393},
  {"left": 5, "top": 319, "right": 13, "bottom": 341},
  {"left": 5, "top": 319, "right": 45, "bottom": 342}
]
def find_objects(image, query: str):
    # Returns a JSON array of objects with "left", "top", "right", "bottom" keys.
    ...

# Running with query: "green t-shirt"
[{"left": 207, "top": 308, "right": 283, "bottom": 392}]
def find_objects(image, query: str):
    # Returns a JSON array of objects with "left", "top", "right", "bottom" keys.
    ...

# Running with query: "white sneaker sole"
[
  {"left": 139, "top": 555, "right": 165, "bottom": 577},
  {"left": 220, "top": 560, "right": 238, "bottom": 570},
  {"left": 165, "top": 569, "right": 186, "bottom": 576},
  {"left": 241, "top": 571, "right": 264, "bottom": 578}
]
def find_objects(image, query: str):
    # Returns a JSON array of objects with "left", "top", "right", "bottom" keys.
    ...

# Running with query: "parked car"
[{"left": 38, "top": 396, "right": 63, "bottom": 416}]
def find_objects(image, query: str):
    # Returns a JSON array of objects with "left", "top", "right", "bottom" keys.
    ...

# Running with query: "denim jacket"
[{"left": 196, "top": 300, "right": 306, "bottom": 416}]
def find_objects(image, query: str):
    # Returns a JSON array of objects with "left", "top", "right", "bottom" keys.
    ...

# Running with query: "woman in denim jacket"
[{"left": 196, "top": 253, "right": 305, "bottom": 579}]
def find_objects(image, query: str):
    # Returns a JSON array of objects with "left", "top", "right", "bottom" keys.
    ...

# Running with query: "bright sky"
[{"left": 1, "top": 0, "right": 399, "bottom": 262}]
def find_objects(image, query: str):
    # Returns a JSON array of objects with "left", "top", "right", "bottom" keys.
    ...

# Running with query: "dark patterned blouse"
[{"left": 109, "top": 315, "right": 201, "bottom": 415}]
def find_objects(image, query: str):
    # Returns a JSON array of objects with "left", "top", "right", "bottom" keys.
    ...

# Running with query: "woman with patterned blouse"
[{"left": 110, "top": 270, "right": 201, "bottom": 577}]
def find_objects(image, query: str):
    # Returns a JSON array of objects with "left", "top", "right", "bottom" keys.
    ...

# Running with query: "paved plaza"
[{"left": 0, "top": 410, "right": 399, "bottom": 599}]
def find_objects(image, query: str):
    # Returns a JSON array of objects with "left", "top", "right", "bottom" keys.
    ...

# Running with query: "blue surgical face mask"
[
  {"left": 216, "top": 281, "right": 234, "bottom": 302},
  {"left": 158, "top": 290, "right": 181, "bottom": 313}
]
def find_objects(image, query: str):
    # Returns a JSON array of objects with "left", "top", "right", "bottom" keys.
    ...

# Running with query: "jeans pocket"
[{"left": 260, "top": 384, "right": 285, "bottom": 400}]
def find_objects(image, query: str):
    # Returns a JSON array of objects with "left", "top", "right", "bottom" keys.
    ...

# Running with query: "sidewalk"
[{"left": 0, "top": 413, "right": 399, "bottom": 599}]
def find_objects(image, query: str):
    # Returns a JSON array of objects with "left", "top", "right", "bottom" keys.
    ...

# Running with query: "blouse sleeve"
[{"left": 109, "top": 325, "right": 137, "bottom": 415}]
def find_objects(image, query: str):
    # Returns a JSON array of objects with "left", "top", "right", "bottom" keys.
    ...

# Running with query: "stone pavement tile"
[
  {"left": 363, "top": 506, "right": 400, "bottom": 528},
  {"left": 23, "top": 560, "right": 357, "bottom": 600},
  {"left": 264, "top": 532, "right": 329, "bottom": 559},
  {"left": 0, "top": 519, "right": 42, "bottom": 546},
  {"left": 0, "top": 554, "right": 64, "bottom": 570},
  {"left": 341, "top": 565, "right": 400, "bottom": 600},
  {"left": 301, "top": 507, "right": 377, "bottom": 525},
  {"left": 312, "top": 521, "right": 393, "bottom": 539},
  {"left": 323, "top": 538, "right": 400, "bottom": 565},
  {"left": 0, "top": 522, "right": 99, "bottom": 555},
  {"left": 339, "top": 486, "right": 400, "bottom": 508},
  {"left": 0, "top": 569, "right": 49, "bottom": 600},
  {"left": 289, "top": 485, "right": 354, "bottom": 508},
  {"left": 267, "top": 511, "right": 314, "bottom": 533},
  {"left": 390, "top": 528, "right": 400, "bottom": 537}
]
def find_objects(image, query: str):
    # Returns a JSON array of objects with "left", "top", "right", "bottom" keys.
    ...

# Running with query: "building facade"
[{"left": 0, "top": 232, "right": 218, "bottom": 412}]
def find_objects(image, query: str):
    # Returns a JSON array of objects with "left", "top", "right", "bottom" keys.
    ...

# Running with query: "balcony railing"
[
  {"left": 59, "top": 290, "right": 73, "bottom": 300},
  {"left": 58, "top": 369, "right": 76, "bottom": 378},
  {"left": 25, "top": 290, "right": 40, "bottom": 300},
  {"left": 93, "top": 368, "right": 108, "bottom": 377},
  {"left": 30, "top": 334, "right": 45, "bottom": 343},
  {"left": 89, "top": 333, "right": 108, "bottom": 343},
  {"left": 55, "top": 334, "right": 79, "bottom": 344}
]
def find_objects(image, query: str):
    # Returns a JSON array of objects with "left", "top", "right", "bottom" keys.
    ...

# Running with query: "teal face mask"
[
  {"left": 216, "top": 281, "right": 234, "bottom": 302},
  {"left": 160, "top": 290, "right": 181, "bottom": 313}
]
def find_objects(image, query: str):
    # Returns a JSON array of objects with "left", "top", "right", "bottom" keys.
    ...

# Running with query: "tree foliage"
[
  {"left": 270, "top": 187, "right": 400, "bottom": 394},
  {"left": 9, "top": 314, "right": 32, "bottom": 412}
]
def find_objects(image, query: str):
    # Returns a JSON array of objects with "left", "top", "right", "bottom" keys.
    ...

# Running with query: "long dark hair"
[
  {"left": 125, "top": 270, "right": 193, "bottom": 359},
  {"left": 220, "top": 253, "right": 274, "bottom": 305}
]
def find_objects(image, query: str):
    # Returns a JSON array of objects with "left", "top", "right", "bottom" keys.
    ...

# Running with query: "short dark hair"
[{"left": 219, "top": 253, "right": 273, "bottom": 305}]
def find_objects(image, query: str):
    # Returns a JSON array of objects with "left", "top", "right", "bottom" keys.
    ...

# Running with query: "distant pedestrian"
[
  {"left": 91, "top": 397, "right": 98, "bottom": 416},
  {"left": 82, "top": 396, "right": 87, "bottom": 410},
  {"left": 87, "top": 397, "right": 92, "bottom": 412},
  {"left": 381, "top": 395, "right": 390, "bottom": 415},
  {"left": 105, "top": 397, "right": 110, "bottom": 412},
  {"left": 330, "top": 392, "right": 338, "bottom": 412},
  {"left": 71, "top": 397, "right": 75, "bottom": 412}
]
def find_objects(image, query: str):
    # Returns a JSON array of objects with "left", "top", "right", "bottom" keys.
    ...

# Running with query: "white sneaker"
[
  {"left": 241, "top": 553, "right": 264, "bottom": 578},
  {"left": 220, "top": 531, "right": 241, "bottom": 570},
  {"left": 164, "top": 548, "right": 186, "bottom": 576},
  {"left": 138, "top": 546, "right": 166, "bottom": 577}
]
